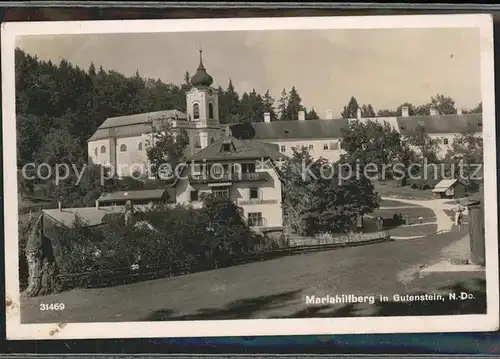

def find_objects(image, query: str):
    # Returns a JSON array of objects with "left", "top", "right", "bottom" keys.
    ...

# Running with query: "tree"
[
  {"left": 360, "top": 104, "right": 376, "bottom": 118},
  {"left": 405, "top": 126, "right": 442, "bottom": 189},
  {"left": 341, "top": 120, "right": 406, "bottom": 180},
  {"left": 146, "top": 120, "right": 190, "bottom": 180},
  {"left": 340, "top": 96, "right": 359, "bottom": 118},
  {"left": 281, "top": 149, "right": 379, "bottom": 235},
  {"left": 262, "top": 90, "right": 277, "bottom": 122},
  {"left": 277, "top": 88, "right": 289, "bottom": 121},
  {"left": 306, "top": 108, "right": 320, "bottom": 120},
  {"left": 431, "top": 93, "right": 456, "bottom": 115},
  {"left": 463, "top": 102, "right": 482, "bottom": 114},
  {"left": 284, "top": 86, "right": 305, "bottom": 121},
  {"left": 218, "top": 79, "right": 241, "bottom": 124},
  {"left": 444, "top": 125, "right": 483, "bottom": 188}
]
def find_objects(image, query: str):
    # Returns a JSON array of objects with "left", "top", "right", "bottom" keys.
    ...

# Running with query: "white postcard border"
[{"left": 2, "top": 14, "right": 498, "bottom": 340}]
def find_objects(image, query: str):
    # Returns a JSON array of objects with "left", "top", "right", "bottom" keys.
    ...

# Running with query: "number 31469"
[{"left": 40, "top": 303, "right": 65, "bottom": 311}]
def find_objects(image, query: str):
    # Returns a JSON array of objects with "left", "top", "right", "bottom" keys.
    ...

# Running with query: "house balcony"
[{"left": 189, "top": 171, "right": 270, "bottom": 184}]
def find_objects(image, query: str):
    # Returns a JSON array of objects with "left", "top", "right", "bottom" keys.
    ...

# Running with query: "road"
[{"left": 21, "top": 231, "right": 485, "bottom": 323}]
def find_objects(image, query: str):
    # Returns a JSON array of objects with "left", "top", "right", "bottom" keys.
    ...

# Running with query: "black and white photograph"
[{"left": 3, "top": 14, "right": 498, "bottom": 340}]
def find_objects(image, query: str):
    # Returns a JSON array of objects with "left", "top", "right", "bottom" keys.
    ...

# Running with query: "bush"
[{"left": 51, "top": 197, "right": 263, "bottom": 290}]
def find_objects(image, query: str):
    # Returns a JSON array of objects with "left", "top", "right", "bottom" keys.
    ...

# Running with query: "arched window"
[
  {"left": 211, "top": 137, "right": 215, "bottom": 144},
  {"left": 120, "top": 144, "right": 127, "bottom": 152},
  {"left": 138, "top": 142, "right": 143, "bottom": 151},
  {"left": 193, "top": 103, "right": 200, "bottom": 120},
  {"left": 94, "top": 148, "right": 98, "bottom": 156},
  {"left": 100, "top": 145, "right": 106, "bottom": 154},
  {"left": 208, "top": 103, "right": 214, "bottom": 119}
]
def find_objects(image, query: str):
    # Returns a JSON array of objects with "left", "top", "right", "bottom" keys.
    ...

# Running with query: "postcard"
[{"left": 2, "top": 14, "right": 498, "bottom": 340}]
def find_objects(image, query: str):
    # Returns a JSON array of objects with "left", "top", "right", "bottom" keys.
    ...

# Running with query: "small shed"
[{"left": 432, "top": 179, "right": 466, "bottom": 199}]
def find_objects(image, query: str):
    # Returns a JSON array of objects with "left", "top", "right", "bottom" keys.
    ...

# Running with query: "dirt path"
[{"left": 381, "top": 196, "right": 460, "bottom": 233}]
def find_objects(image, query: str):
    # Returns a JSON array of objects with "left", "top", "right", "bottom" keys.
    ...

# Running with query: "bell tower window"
[
  {"left": 193, "top": 103, "right": 200, "bottom": 120},
  {"left": 208, "top": 103, "right": 214, "bottom": 119}
]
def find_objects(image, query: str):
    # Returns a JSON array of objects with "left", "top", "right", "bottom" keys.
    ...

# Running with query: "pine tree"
[
  {"left": 284, "top": 86, "right": 305, "bottom": 121},
  {"left": 306, "top": 108, "right": 320, "bottom": 120},
  {"left": 262, "top": 90, "right": 277, "bottom": 121},
  {"left": 340, "top": 96, "right": 359, "bottom": 118},
  {"left": 277, "top": 88, "right": 288, "bottom": 121}
]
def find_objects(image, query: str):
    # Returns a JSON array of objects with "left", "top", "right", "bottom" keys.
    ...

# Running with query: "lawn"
[
  {"left": 374, "top": 180, "right": 436, "bottom": 200},
  {"left": 21, "top": 230, "right": 481, "bottom": 324},
  {"left": 372, "top": 207, "right": 436, "bottom": 221},
  {"left": 388, "top": 223, "right": 438, "bottom": 238},
  {"left": 379, "top": 199, "right": 419, "bottom": 208}
]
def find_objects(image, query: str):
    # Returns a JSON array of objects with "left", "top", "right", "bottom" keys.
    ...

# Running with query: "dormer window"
[{"left": 222, "top": 143, "right": 231, "bottom": 152}]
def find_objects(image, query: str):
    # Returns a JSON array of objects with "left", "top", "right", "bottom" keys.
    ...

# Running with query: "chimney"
[
  {"left": 324, "top": 110, "right": 333, "bottom": 120},
  {"left": 95, "top": 200, "right": 99, "bottom": 210},
  {"left": 401, "top": 105, "right": 409, "bottom": 117},
  {"left": 264, "top": 112, "right": 271, "bottom": 123},
  {"left": 57, "top": 201, "right": 62, "bottom": 212},
  {"left": 356, "top": 108, "right": 362, "bottom": 119},
  {"left": 429, "top": 105, "right": 439, "bottom": 116},
  {"left": 298, "top": 110, "right": 305, "bottom": 121},
  {"left": 457, "top": 108, "right": 462, "bottom": 115},
  {"left": 225, "top": 124, "right": 231, "bottom": 137}
]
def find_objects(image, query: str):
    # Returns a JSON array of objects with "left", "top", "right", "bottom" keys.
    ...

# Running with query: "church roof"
[
  {"left": 250, "top": 119, "right": 350, "bottom": 140},
  {"left": 88, "top": 110, "right": 187, "bottom": 141},
  {"left": 190, "top": 50, "right": 214, "bottom": 87}
]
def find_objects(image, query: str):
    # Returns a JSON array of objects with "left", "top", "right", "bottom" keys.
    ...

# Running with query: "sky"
[{"left": 16, "top": 27, "right": 482, "bottom": 116}]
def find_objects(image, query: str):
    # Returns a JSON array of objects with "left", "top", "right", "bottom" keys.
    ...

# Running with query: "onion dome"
[{"left": 190, "top": 49, "right": 213, "bottom": 87}]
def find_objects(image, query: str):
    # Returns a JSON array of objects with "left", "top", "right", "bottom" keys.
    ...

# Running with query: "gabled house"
[{"left": 171, "top": 134, "right": 287, "bottom": 232}]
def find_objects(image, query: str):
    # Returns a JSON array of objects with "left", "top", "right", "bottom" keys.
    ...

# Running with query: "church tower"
[{"left": 186, "top": 50, "right": 222, "bottom": 150}]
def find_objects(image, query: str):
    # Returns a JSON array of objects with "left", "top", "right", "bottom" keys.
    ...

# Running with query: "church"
[
  {"left": 87, "top": 50, "right": 483, "bottom": 178},
  {"left": 87, "top": 50, "right": 226, "bottom": 178}
]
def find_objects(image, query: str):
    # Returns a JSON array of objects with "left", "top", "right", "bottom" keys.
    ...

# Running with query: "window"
[
  {"left": 443, "top": 138, "right": 449, "bottom": 145},
  {"left": 100, "top": 145, "right": 106, "bottom": 154},
  {"left": 248, "top": 212, "right": 263, "bottom": 227},
  {"left": 190, "top": 190, "right": 199, "bottom": 202},
  {"left": 193, "top": 103, "right": 200, "bottom": 120},
  {"left": 249, "top": 188, "right": 259, "bottom": 199},
  {"left": 308, "top": 144, "right": 314, "bottom": 151},
  {"left": 280, "top": 145, "right": 286, "bottom": 152},
  {"left": 222, "top": 143, "right": 231, "bottom": 152},
  {"left": 94, "top": 148, "right": 98, "bottom": 156},
  {"left": 210, "top": 164, "right": 224, "bottom": 176},
  {"left": 323, "top": 144, "right": 328, "bottom": 150},
  {"left": 329, "top": 142, "right": 339, "bottom": 150},
  {"left": 208, "top": 103, "right": 214, "bottom": 119},
  {"left": 241, "top": 163, "right": 256, "bottom": 173},
  {"left": 120, "top": 144, "right": 127, "bottom": 152},
  {"left": 138, "top": 142, "right": 143, "bottom": 151},
  {"left": 212, "top": 186, "right": 230, "bottom": 199}
]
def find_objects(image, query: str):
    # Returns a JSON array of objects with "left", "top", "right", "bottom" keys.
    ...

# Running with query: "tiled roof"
[
  {"left": 397, "top": 114, "right": 482, "bottom": 135},
  {"left": 88, "top": 110, "right": 187, "bottom": 141},
  {"left": 249, "top": 119, "right": 350, "bottom": 140},
  {"left": 188, "top": 136, "right": 285, "bottom": 162},
  {"left": 98, "top": 189, "right": 167, "bottom": 203}
]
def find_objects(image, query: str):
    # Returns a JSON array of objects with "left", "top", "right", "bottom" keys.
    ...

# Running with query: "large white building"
[{"left": 87, "top": 51, "right": 483, "bottom": 179}]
